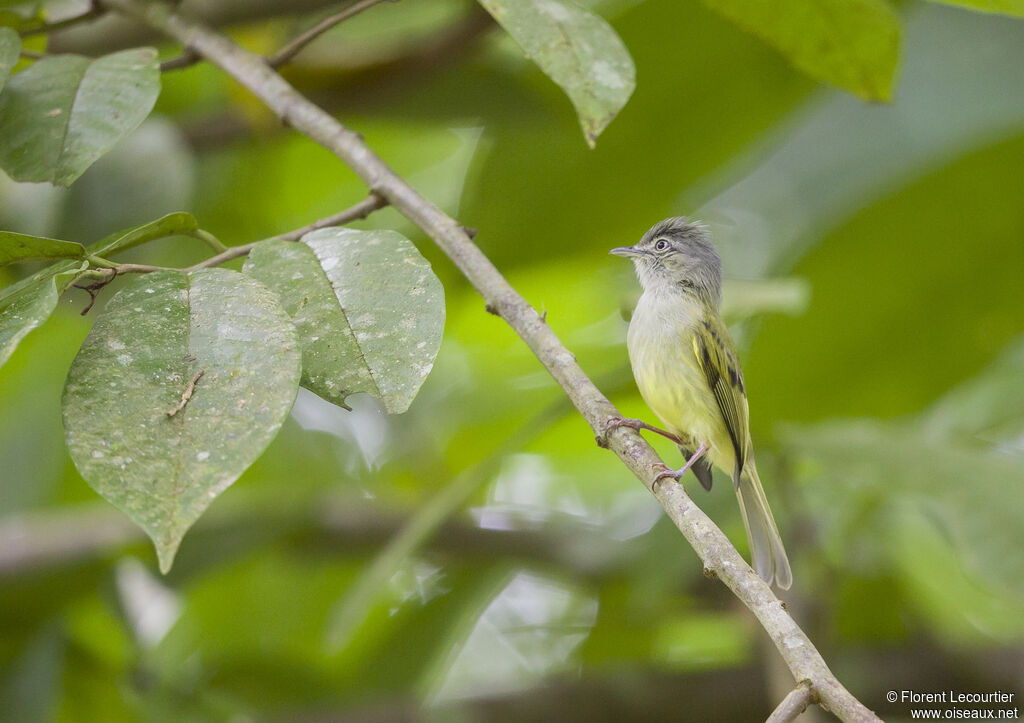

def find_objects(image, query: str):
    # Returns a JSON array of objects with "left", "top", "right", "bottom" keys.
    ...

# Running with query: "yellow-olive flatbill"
[{"left": 610, "top": 217, "right": 792, "bottom": 589}]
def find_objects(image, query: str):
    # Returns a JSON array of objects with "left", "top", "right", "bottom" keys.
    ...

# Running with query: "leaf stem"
[
  {"left": 189, "top": 228, "right": 228, "bottom": 253},
  {"left": 85, "top": 254, "right": 120, "bottom": 269}
]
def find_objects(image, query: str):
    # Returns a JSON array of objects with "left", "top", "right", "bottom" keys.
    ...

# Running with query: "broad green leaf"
[
  {"left": 0, "top": 26, "right": 17, "bottom": 93},
  {"left": 699, "top": 0, "right": 900, "bottom": 101},
  {"left": 0, "top": 48, "right": 160, "bottom": 186},
  {"left": 243, "top": 229, "right": 445, "bottom": 413},
  {"left": 0, "top": 231, "right": 85, "bottom": 265},
  {"left": 89, "top": 211, "right": 199, "bottom": 257},
  {"left": 477, "top": 0, "right": 636, "bottom": 146},
  {"left": 62, "top": 269, "right": 301, "bottom": 573},
  {"left": 0, "top": 261, "right": 85, "bottom": 367},
  {"left": 927, "top": 0, "right": 1024, "bottom": 16},
  {"left": 0, "top": 260, "right": 77, "bottom": 309}
]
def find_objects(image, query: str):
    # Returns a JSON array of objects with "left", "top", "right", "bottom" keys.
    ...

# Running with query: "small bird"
[{"left": 610, "top": 217, "right": 792, "bottom": 589}]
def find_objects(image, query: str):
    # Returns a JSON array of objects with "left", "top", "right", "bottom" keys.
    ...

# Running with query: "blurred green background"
[{"left": 2, "top": 0, "right": 1023, "bottom": 720}]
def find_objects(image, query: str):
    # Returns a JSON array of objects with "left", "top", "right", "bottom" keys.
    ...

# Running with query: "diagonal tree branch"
[{"left": 97, "top": 1, "right": 880, "bottom": 720}]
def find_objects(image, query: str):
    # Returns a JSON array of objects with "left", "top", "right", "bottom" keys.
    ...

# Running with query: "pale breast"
[{"left": 626, "top": 291, "right": 735, "bottom": 471}]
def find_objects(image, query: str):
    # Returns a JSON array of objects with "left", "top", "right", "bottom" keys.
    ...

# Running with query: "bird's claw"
[
  {"left": 605, "top": 416, "right": 681, "bottom": 444},
  {"left": 650, "top": 441, "right": 710, "bottom": 491},
  {"left": 651, "top": 463, "right": 683, "bottom": 491},
  {"left": 605, "top": 415, "right": 638, "bottom": 433}
]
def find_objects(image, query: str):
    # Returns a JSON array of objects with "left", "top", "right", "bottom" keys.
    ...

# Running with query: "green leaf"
[
  {"left": 927, "top": 0, "right": 1024, "bottom": 16},
  {"left": 0, "top": 260, "right": 78, "bottom": 309},
  {"left": 62, "top": 269, "right": 301, "bottom": 573},
  {"left": 0, "top": 231, "right": 85, "bottom": 265},
  {"left": 0, "top": 48, "right": 160, "bottom": 186},
  {"left": 698, "top": 0, "right": 901, "bottom": 101},
  {"left": 243, "top": 229, "right": 445, "bottom": 414},
  {"left": 0, "top": 26, "right": 17, "bottom": 93},
  {"left": 477, "top": 0, "right": 636, "bottom": 146},
  {"left": 88, "top": 211, "right": 199, "bottom": 256},
  {"left": 0, "top": 261, "right": 85, "bottom": 367}
]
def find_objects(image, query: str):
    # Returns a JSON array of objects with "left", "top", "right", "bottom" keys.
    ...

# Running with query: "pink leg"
[
  {"left": 653, "top": 441, "right": 709, "bottom": 487},
  {"left": 605, "top": 416, "right": 681, "bottom": 444}
]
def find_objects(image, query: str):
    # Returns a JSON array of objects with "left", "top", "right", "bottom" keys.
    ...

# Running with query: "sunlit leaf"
[
  {"left": 0, "top": 26, "right": 17, "bottom": 93},
  {"left": 927, "top": 0, "right": 1024, "bottom": 16},
  {"left": 0, "top": 231, "right": 85, "bottom": 266},
  {"left": 243, "top": 229, "right": 445, "bottom": 414},
  {"left": 478, "top": 0, "right": 636, "bottom": 146},
  {"left": 88, "top": 211, "right": 199, "bottom": 257},
  {"left": 62, "top": 269, "right": 301, "bottom": 573},
  {"left": 0, "top": 48, "right": 160, "bottom": 186},
  {"left": 0, "top": 260, "right": 76, "bottom": 309},
  {"left": 0, "top": 261, "right": 85, "bottom": 367},
  {"left": 699, "top": 0, "right": 901, "bottom": 101}
]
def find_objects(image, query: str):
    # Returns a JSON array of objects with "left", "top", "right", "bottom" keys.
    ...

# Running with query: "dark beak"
[{"left": 609, "top": 245, "right": 643, "bottom": 258}]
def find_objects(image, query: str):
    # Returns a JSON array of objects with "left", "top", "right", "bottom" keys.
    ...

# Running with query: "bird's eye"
[{"left": 654, "top": 239, "right": 669, "bottom": 251}]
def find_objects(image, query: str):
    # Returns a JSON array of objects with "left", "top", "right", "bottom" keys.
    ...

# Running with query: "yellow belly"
[{"left": 626, "top": 295, "right": 737, "bottom": 474}]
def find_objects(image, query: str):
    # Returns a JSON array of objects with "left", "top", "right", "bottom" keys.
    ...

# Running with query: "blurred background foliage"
[{"left": 1, "top": 0, "right": 1023, "bottom": 720}]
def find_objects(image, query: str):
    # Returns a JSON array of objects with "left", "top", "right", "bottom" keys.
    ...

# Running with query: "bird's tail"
[{"left": 735, "top": 464, "right": 792, "bottom": 590}]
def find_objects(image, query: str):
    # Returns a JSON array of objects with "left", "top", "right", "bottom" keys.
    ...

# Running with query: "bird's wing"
[{"left": 691, "top": 315, "right": 750, "bottom": 482}]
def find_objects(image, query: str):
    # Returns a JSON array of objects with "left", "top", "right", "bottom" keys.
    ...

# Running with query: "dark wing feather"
[{"left": 692, "top": 316, "right": 750, "bottom": 482}]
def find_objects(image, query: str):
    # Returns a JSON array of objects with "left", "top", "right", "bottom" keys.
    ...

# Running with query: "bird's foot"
[
  {"left": 605, "top": 416, "right": 681, "bottom": 444},
  {"left": 651, "top": 441, "right": 709, "bottom": 490}
]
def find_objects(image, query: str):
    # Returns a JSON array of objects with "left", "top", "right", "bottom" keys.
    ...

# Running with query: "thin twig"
[
  {"left": 84, "top": 193, "right": 386, "bottom": 278},
  {"left": 768, "top": 681, "right": 816, "bottom": 723},
  {"left": 160, "top": 48, "right": 199, "bottom": 72},
  {"left": 183, "top": 191, "right": 386, "bottom": 271},
  {"left": 19, "top": 5, "right": 106, "bottom": 37},
  {"left": 158, "top": 0, "right": 397, "bottom": 73},
  {"left": 18, "top": 49, "right": 49, "bottom": 60},
  {"left": 267, "top": 0, "right": 397, "bottom": 69},
  {"left": 97, "top": 2, "right": 880, "bottom": 720},
  {"left": 98, "top": 263, "right": 174, "bottom": 275},
  {"left": 166, "top": 370, "right": 205, "bottom": 418},
  {"left": 179, "top": 9, "right": 494, "bottom": 149}
]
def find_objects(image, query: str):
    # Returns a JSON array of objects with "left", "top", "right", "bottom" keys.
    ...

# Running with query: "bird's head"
[{"left": 610, "top": 217, "right": 722, "bottom": 306}]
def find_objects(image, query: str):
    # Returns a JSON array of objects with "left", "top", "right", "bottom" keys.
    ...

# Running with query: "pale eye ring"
[{"left": 654, "top": 239, "right": 669, "bottom": 251}]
